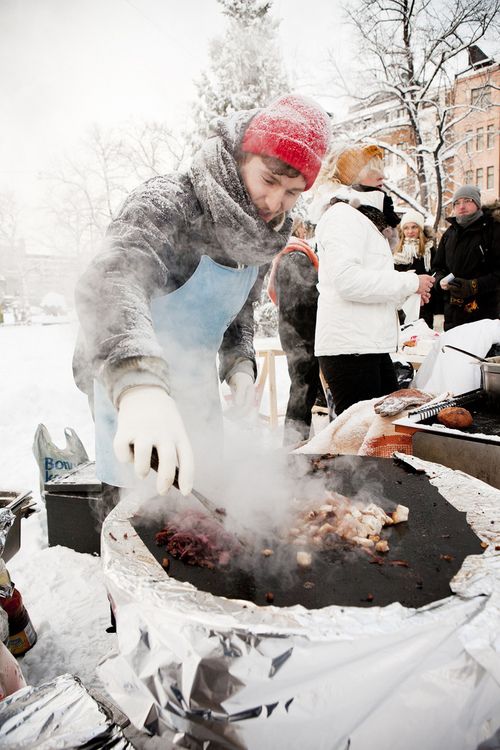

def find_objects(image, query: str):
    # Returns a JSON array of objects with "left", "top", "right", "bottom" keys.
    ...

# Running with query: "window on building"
[
  {"left": 487, "top": 166, "right": 494, "bottom": 190},
  {"left": 487, "top": 124, "right": 495, "bottom": 149},
  {"left": 471, "top": 86, "right": 492, "bottom": 107},
  {"left": 476, "top": 127, "right": 484, "bottom": 151},
  {"left": 465, "top": 170, "right": 474, "bottom": 184},
  {"left": 476, "top": 168, "right": 483, "bottom": 188},
  {"left": 465, "top": 130, "right": 473, "bottom": 154}
]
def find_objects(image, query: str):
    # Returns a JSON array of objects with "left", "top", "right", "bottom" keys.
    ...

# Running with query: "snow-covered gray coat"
[{"left": 73, "top": 109, "right": 293, "bottom": 406}]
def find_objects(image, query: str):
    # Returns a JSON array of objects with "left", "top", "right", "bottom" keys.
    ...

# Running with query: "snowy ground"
[{"left": 0, "top": 321, "right": 293, "bottom": 702}]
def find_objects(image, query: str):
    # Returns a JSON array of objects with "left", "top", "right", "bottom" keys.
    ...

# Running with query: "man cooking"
[{"left": 72, "top": 94, "right": 331, "bottom": 498}]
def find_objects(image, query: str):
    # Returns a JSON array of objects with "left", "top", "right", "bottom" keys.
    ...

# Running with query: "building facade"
[
  {"left": 328, "top": 49, "right": 499, "bottom": 220},
  {"left": 0, "top": 239, "right": 77, "bottom": 309},
  {"left": 449, "top": 60, "right": 500, "bottom": 205}
]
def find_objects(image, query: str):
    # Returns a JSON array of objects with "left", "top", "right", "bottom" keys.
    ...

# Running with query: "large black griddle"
[{"left": 131, "top": 455, "right": 484, "bottom": 610}]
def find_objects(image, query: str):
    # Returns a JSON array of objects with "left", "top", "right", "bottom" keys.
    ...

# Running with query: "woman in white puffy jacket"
[{"left": 311, "top": 144, "right": 435, "bottom": 415}]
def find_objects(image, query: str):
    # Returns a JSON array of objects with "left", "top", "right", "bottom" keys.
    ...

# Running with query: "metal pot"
[
  {"left": 480, "top": 357, "right": 500, "bottom": 396},
  {"left": 442, "top": 345, "right": 500, "bottom": 396}
]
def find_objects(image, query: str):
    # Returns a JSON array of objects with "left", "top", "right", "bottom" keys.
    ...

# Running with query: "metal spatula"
[{"left": 148, "top": 447, "right": 248, "bottom": 549}]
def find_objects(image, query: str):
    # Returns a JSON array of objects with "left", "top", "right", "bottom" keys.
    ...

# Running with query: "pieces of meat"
[
  {"left": 155, "top": 509, "right": 240, "bottom": 568},
  {"left": 289, "top": 492, "right": 409, "bottom": 556}
]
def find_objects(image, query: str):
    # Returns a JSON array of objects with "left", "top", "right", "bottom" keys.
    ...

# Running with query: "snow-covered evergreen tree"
[{"left": 190, "top": 0, "right": 289, "bottom": 148}]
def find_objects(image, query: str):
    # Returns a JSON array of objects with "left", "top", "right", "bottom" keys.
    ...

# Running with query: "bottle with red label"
[{"left": 0, "top": 584, "right": 37, "bottom": 656}]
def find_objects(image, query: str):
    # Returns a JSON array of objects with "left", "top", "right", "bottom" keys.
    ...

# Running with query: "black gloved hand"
[{"left": 448, "top": 277, "right": 478, "bottom": 299}]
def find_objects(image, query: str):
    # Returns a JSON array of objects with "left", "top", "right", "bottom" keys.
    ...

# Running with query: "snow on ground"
[{"left": 0, "top": 321, "right": 293, "bottom": 700}]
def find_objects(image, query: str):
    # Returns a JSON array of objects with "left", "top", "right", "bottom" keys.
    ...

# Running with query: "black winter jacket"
[
  {"left": 432, "top": 206, "right": 500, "bottom": 330},
  {"left": 275, "top": 249, "right": 318, "bottom": 353}
]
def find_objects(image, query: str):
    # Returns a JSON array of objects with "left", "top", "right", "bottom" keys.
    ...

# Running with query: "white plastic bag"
[
  {"left": 32, "top": 423, "right": 89, "bottom": 493},
  {"left": 415, "top": 319, "right": 500, "bottom": 395},
  {"left": 400, "top": 293, "right": 421, "bottom": 324}
]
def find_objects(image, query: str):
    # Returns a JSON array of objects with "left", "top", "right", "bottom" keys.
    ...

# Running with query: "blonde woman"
[
  {"left": 310, "top": 144, "right": 435, "bottom": 416},
  {"left": 393, "top": 209, "right": 436, "bottom": 327}
]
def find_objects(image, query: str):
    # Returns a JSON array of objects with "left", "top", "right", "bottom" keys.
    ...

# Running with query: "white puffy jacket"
[{"left": 314, "top": 193, "right": 419, "bottom": 356}]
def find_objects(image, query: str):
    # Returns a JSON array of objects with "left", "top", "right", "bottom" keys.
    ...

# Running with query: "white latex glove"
[
  {"left": 113, "top": 386, "right": 194, "bottom": 496},
  {"left": 227, "top": 371, "right": 256, "bottom": 418}
]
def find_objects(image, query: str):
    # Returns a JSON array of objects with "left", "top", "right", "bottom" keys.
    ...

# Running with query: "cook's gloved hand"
[
  {"left": 227, "top": 371, "right": 256, "bottom": 418},
  {"left": 448, "top": 277, "right": 478, "bottom": 299},
  {"left": 113, "top": 385, "right": 194, "bottom": 496}
]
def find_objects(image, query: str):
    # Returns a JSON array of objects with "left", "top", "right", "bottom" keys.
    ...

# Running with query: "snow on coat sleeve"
[
  {"left": 318, "top": 202, "right": 419, "bottom": 306},
  {"left": 74, "top": 173, "right": 197, "bottom": 403}
]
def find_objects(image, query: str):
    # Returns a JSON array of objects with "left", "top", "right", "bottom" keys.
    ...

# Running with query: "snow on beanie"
[
  {"left": 452, "top": 185, "right": 481, "bottom": 208},
  {"left": 400, "top": 209, "right": 425, "bottom": 229},
  {"left": 333, "top": 144, "right": 384, "bottom": 186},
  {"left": 241, "top": 94, "right": 331, "bottom": 191}
]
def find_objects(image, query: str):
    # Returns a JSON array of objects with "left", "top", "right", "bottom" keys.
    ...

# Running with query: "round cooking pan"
[
  {"left": 132, "top": 455, "right": 484, "bottom": 610},
  {"left": 442, "top": 345, "right": 500, "bottom": 396}
]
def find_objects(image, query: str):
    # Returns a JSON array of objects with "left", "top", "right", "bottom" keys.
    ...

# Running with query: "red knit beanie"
[{"left": 241, "top": 94, "right": 331, "bottom": 191}]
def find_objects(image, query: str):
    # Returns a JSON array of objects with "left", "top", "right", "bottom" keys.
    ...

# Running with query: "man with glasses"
[{"left": 433, "top": 185, "right": 500, "bottom": 331}]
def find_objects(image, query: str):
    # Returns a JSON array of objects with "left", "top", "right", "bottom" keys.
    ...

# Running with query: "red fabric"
[
  {"left": 267, "top": 238, "right": 319, "bottom": 305},
  {"left": 242, "top": 94, "right": 331, "bottom": 190}
]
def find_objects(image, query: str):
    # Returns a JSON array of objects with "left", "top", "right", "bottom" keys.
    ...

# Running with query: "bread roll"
[{"left": 437, "top": 406, "right": 473, "bottom": 429}]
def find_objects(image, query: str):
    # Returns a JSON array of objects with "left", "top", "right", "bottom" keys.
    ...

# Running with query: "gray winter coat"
[{"left": 73, "top": 110, "right": 293, "bottom": 406}]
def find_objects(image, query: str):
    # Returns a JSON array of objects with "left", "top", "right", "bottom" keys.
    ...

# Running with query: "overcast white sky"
[
  {"left": 1, "top": 0, "right": 497, "bottom": 218},
  {"left": 0, "top": 0, "right": 351, "bottom": 206}
]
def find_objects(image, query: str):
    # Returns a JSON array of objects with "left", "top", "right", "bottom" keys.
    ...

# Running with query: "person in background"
[
  {"left": 73, "top": 94, "right": 331, "bottom": 497},
  {"left": 433, "top": 185, "right": 500, "bottom": 331},
  {"left": 267, "top": 217, "right": 323, "bottom": 444},
  {"left": 393, "top": 209, "right": 437, "bottom": 328},
  {"left": 310, "top": 143, "right": 434, "bottom": 416}
]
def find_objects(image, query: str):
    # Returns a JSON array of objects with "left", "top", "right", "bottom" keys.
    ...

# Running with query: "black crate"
[{"left": 44, "top": 462, "right": 117, "bottom": 555}]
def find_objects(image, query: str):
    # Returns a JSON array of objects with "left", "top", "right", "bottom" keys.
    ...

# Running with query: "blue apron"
[{"left": 94, "top": 255, "right": 258, "bottom": 488}]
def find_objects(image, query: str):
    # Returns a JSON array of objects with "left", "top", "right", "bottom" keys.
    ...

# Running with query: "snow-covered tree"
[
  {"left": 328, "top": 0, "right": 500, "bottom": 226},
  {"left": 0, "top": 192, "right": 31, "bottom": 309},
  {"left": 42, "top": 121, "right": 184, "bottom": 265},
  {"left": 190, "top": 0, "right": 289, "bottom": 148},
  {"left": 0, "top": 191, "right": 21, "bottom": 248}
]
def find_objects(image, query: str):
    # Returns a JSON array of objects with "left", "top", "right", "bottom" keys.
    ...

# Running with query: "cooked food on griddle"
[
  {"left": 437, "top": 406, "right": 473, "bottom": 429},
  {"left": 155, "top": 509, "right": 240, "bottom": 568},
  {"left": 289, "top": 493, "right": 409, "bottom": 562},
  {"left": 155, "top": 494, "right": 409, "bottom": 573}
]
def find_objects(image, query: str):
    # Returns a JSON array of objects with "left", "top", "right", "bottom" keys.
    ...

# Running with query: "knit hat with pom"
[
  {"left": 400, "top": 209, "right": 425, "bottom": 229},
  {"left": 333, "top": 144, "right": 384, "bottom": 186},
  {"left": 241, "top": 94, "right": 331, "bottom": 191}
]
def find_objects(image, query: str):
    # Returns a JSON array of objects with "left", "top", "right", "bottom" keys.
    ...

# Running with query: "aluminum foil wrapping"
[
  {"left": 0, "top": 673, "right": 134, "bottom": 749},
  {"left": 0, "top": 508, "right": 14, "bottom": 559},
  {"left": 98, "top": 457, "right": 500, "bottom": 750}
]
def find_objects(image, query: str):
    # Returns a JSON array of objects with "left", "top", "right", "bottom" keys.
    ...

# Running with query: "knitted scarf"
[
  {"left": 393, "top": 238, "right": 433, "bottom": 272},
  {"left": 189, "top": 110, "right": 293, "bottom": 267},
  {"left": 456, "top": 209, "right": 483, "bottom": 227}
]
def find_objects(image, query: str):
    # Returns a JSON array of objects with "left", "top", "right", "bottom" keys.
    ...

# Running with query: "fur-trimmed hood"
[{"left": 307, "top": 183, "right": 385, "bottom": 224}]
